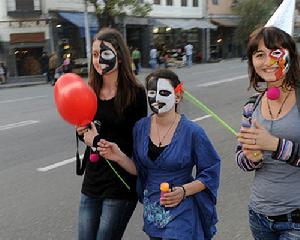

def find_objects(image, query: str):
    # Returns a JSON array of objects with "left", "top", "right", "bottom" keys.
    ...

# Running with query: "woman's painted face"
[
  {"left": 92, "top": 40, "right": 118, "bottom": 75},
  {"left": 147, "top": 78, "right": 176, "bottom": 114},
  {"left": 252, "top": 40, "right": 290, "bottom": 82}
]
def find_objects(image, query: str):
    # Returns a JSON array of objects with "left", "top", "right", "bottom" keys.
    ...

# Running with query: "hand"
[
  {"left": 76, "top": 125, "right": 88, "bottom": 136},
  {"left": 242, "top": 149, "right": 263, "bottom": 162},
  {"left": 237, "top": 120, "right": 279, "bottom": 152},
  {"left": 160, "top": 187, "right": 185, "bottom": 208},
  {"left": 83, "top": 122, "right": 98, "bottom": 147},
  {"left": 97, "top": 139, "right": 124, "bottom": 162}
]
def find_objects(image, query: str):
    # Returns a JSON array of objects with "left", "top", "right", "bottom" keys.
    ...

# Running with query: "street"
[{"left": 0, "top": 59, "right": 255, "bottom": 240}]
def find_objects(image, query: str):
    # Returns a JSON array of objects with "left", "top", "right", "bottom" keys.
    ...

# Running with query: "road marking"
[
  {"left": 0, "top": 120, "right": 39, "bottom": 131},
  {"left": 197, "top": 75, "right": 248, "bottom": 87},
  {"left": 37, "top": 157, "right": 77, "bottom": 172},
  {"left": 192, "top": 115, "right": 211, "bottom": 122},
  {"left": 0, "top": 95, "right": 48, "bottom": 104}
]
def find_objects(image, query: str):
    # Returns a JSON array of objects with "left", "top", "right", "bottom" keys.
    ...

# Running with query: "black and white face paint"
[
  {"left": 99, "top": 41, "right": 117, "bottom": 75},
  {"left": 147, "top": 78, "right": 175, "bottom": 114}
]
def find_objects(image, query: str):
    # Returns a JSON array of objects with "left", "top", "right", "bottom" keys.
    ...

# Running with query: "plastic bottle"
[{"left": 160, "top": 182, "right": 170, "bottom": 198}]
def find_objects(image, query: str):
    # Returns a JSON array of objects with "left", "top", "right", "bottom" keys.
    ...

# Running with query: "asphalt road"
[{"left": 0, "top": 59, "right": 255, "bottom": 240}]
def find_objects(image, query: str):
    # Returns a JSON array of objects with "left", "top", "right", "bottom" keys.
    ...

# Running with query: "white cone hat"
[{"left": 265, "top": 0, "right": 296, "bottom": 36}]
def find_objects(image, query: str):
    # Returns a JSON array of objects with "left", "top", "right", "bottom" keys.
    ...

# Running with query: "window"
[
  {"left": 166, "top": 0, "right": 173, "bottom": 6},
  {"left": 16, "top": 0, "right": 34, "bottom": 11},
  {"left": 212, "top": 0, "right": 218, "bottom": 4},
  {"left": 193, "top": 0, "right": 198, "bottom": 7},
  {"left": 181, "top": 0, "right": 187, "bottom": 6},
  {"left": 154, "top": 0, "right": 160, "bottom": 4}
]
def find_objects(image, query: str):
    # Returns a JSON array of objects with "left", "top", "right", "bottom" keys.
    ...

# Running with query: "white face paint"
[{"left": 147, "top": 78, "right": 176, "bottom": 114}]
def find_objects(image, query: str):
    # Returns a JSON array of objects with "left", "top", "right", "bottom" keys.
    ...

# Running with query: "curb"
[{"left": 0, "top": 81, "right": 48, "bottom": 90}]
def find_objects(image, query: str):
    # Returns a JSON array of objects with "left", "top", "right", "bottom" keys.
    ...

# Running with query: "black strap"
[{"left": 76, "top": 132, "right": 87, "bottom": 176}]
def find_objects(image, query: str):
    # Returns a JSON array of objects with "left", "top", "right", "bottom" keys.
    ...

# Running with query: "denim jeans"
[
  {"left": 186, "top": 55, "right": 192, "bottom": 67},
  {"left": 249, "top": 207, "right": 300, "bottom": 240},
  {"left": 78, "top": 193, "right": 137, "bottom": 240}
]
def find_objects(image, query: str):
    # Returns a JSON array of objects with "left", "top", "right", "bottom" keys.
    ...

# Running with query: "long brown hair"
[
  {"left": 247, "top": 27, "right": 300, "bottom": 92},
  {"left": 89, "top": 28, "right": 142, "bottom": 116}
]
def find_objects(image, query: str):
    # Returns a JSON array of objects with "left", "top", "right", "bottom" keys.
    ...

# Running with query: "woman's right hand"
[{"left": 97, "top": 139, "right": 125, "bottom": 162}]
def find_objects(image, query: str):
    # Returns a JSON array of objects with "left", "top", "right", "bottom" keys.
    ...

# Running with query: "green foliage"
[
  {"left": 232, "top": 0, "right": 277, "bottom": 45},
  {"left": 88, "top": 0, "right": 152, "bottom": 27}
]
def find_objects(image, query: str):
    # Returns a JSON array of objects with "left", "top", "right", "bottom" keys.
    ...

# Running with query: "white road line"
[
  {"left": 37, "top": 157, "right": 77, "bottom": 172},
  {"left": 197, "top": 75, "right": 248, "bottom": 87},
  {"left": 192, "top": 115, "right": 211, "bottom": 122},
  {"left": 0, "top": 95, "right": 48, "bottom": 104},
  {"left": 0, "top": 120, "right": 39, "bottom": 131}
]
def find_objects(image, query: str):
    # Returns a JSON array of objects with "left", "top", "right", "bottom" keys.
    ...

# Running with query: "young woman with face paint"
[
  {"left": 75, "top": 28, "right": 147, "bottom": 240},
  {"left": 97, "top": 69, "right": 221, "bottom": 240},
  {"left": 236, "top": 27, "right": 300, "bottom": 239}
]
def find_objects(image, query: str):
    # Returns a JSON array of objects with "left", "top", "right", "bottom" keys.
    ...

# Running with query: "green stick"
[{"left": 184, "top": 90, "right": 237, "bottom": 136}]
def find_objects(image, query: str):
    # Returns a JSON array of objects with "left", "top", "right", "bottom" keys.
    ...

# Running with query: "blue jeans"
[
  {"left": 186, "top": 55, "right": 192, "bottom": 67},
  {"left": 78, "top": 193, "right": 137, "bottom": 240},
  {"left": 249, "top": 207, "right": 300, "bottom": 240}
]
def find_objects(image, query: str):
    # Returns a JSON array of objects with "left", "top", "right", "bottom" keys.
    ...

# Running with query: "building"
[{"left": 206, "top": 0, "right": 240, "bottom": 59}]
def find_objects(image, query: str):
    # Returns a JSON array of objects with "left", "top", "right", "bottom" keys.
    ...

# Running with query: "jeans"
[
  {"left": 249, "top": 207, "right": 300, "bottom": 240},
  {"left": 78, "top": 193, "right": 137, "bottom": 240},
  {"left": 186, "top": 54, "right": 192, "bottom": 67},
  {"left": 149, "top": 237, "right": 176, "bottom": 240}
]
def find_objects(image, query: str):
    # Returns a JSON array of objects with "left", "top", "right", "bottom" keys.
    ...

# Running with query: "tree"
[
  {"left": 88, "top": 0, "right": 152, "bottom": 28},
  {"left": 232, "top": 0, "right": 281, "bottom": 46}
]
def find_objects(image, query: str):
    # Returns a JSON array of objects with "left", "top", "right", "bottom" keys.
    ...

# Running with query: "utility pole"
[{"left": 84, "top": 0, "right": 91, "bottom": 71}]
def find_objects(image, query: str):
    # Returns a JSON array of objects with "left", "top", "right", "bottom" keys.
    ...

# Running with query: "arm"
[
  {"left": 97, "top": 139, "right": 137, "bottom": 175},
  {"left": 236, "top": 96, "right": 263, "bottom": 171}
]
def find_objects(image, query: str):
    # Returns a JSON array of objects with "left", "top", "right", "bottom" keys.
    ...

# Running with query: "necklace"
[
  {"left": 266, "top": 90, "right": 291, "bottom": 120},
  {"left": 155, "top": 114, "right": 177, "bottom": 147}
]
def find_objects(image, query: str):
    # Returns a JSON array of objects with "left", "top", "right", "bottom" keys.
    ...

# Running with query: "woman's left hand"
[
  {"left": 160, "top": 187, "right": 185, "bottom": 208},
  {"left": 83, "top": 122, "right": 98, "bottom": 147},
  {"left": 237, "top": 120, "right": 279, "bottom": 152}
]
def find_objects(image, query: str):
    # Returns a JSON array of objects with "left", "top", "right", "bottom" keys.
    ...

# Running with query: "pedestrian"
[
  {"left": 40, "top": 51, "right": 50, "bottom": 82},
  {"left": 75, "top": 28, "right": 148, "bottom": 240},
  {"left": 184, "top": 43, "right": 193, "bottom": 67},
  {"left": 0, "top": 62, "right": 7, "bottom": 84},
  {"left": 62, "top": 54, "right": 72, "bottom": 73},
  {"left": 97, "top": 69, "right": 221, "bottom": 240},
  {"left": 49, "top": 52, "right": 59, "bottom": 84},
  {"left": 132, "top": 47, "right": 141, "bottom": 75},
  {"left": 149, "top": 45, "right": 158, "bottom": 71},
  {"left": 236, "top": 26, "right": 300, "bottom": 239}
]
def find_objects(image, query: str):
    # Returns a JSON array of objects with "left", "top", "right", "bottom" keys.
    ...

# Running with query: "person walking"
[
  {"left": 40, "top": 51, "right": 50, "bottom": 82},
  {"left": 49, "top": 52, "right": 59, "bottom": 84},
  {"left": 184, "top": 43, "right": 193, "bottom": 67},
  {"left": 149, "top": 45, "right": 158, "bottom": 71},
  {"left": 132, "top": 47, "right": 141, "bottom": 75},
  {"left": 0, "top": 62, "right": 7, "bottom": 84},
  {"left": 236, "top": 26, "right": 300, "bottom": 240},
  {"left": 75, "top": 28, "right": 148, "bottom": 240},
  {"left": 97, "top": 69, "right": 221, "bottom": 240}
]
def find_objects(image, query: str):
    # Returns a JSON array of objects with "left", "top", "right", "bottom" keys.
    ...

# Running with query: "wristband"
[{"left": 179, "top": 185, "right": 186, "bottom": 200}]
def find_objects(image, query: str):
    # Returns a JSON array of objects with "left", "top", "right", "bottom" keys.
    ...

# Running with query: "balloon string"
[
  {"left": 104, "top": 158, "right": 131, "bottom": 190},
  {"left": 184, "top": 90, "right": 237, "bottom": 136}
]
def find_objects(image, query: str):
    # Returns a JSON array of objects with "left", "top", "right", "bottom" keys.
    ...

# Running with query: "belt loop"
[{"left": 266, "top": 216, "right": 274, "bottom": 222}]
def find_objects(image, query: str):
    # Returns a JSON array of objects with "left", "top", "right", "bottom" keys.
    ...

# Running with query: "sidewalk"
[{"left": 0, "top": 80, "right": 48, "bottom": 89}]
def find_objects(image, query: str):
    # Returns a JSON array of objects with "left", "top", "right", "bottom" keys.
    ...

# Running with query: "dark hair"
[
  {"left": 88, "top": 28, "right": 142, "bottom": 116},
  {"left": 247, "top": 27, "right": 300, "bottom": 91},
  {"left": 145, "top": 69, "right": 182, "bottom": 112}
]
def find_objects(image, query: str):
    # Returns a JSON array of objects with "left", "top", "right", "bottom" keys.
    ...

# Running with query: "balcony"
[{"left": 7, "top": 0, "right": 42, "bottom": 17}]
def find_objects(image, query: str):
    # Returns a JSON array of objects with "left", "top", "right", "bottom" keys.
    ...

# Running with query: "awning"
[
  {"left": 210, "top": 18, "right": 239, "bottom": 27},
  {"left": 58, "top": 12, "right": 99, "bottom": 36},
  {"left": 152, "top": 18, "right": 217, "bottom": 30}
]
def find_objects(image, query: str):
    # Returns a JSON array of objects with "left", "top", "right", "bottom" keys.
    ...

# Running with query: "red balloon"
[{"left": 54, "top": 73, "right": 97, "bottom": 126}]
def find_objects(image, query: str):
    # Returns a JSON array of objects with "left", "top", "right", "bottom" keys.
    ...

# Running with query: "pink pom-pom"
[
  {"left": 266, "top": 87, "right": 280, "bottom": 100},
  {"left": 90, "top": 153, "right": 100, "bottom": 163}
]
